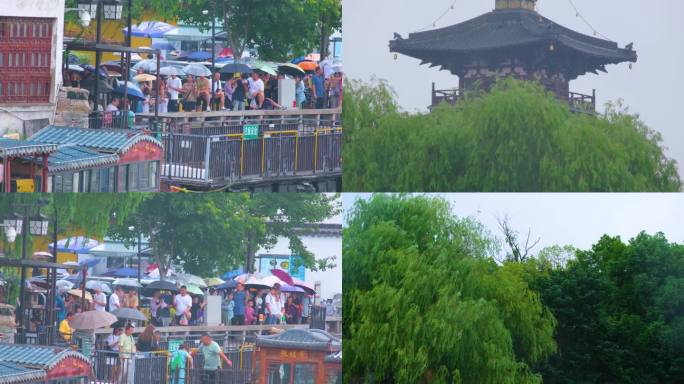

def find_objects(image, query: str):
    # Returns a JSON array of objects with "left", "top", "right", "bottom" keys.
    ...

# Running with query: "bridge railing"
[{"left": 161, "top": 126, "right": 342, "bottom": 185}]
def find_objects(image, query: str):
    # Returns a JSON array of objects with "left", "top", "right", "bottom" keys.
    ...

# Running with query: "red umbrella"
[
  {"left": 218, "top": 48, "right": 233, "bottom": 58},
  {"left": 292, "top": 278, "right": 315, "bottom": 295},
  {"left": 270, "top": 269, "right": 294, "bottom": 286}
]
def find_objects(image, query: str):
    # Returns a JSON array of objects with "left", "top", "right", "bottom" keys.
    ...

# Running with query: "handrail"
[
  {"left": 137, "top": 107, "right": 342, "bottom": 119},
  {"left": 93, "top": 323, "right": 308, "bottom": 335}
]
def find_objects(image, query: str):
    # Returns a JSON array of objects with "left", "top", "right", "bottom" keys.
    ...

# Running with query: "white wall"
[
  {"left": 0, "top": 0, "right": 65, "bottom": 135},
  {"left": 257, "top": 233, "right": 342, "bottom": 301}
]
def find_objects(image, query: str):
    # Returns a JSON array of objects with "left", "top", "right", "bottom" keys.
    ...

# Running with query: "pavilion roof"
[{"left": 390, "top": 8, "right": 636, "bottom": 77}]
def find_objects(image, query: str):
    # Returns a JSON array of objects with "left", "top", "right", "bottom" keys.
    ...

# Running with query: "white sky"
[
  {"left": 343, "top": 193, "right": 684, "bottom": 259},
  {"left": 343, "top": 0, "right": 684, "bottom": 175}
]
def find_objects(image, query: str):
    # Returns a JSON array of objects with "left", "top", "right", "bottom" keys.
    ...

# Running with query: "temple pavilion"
[{"left": 389, "top": 0, "right": 637, "bottom": 112}]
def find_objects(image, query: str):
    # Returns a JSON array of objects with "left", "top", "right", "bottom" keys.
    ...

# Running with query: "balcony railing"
[{"left": 430, "top": 85, "right": 596, "bottom": 114}]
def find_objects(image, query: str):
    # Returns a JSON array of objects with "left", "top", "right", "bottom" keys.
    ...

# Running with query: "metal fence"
[
  {"left": 92, "top": 350, "right": 169, "bottom": 384},
  {"left": 161, "top": 125, "right": 342, "bottom": 185}
]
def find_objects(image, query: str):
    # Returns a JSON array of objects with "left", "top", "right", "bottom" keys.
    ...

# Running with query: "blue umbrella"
[
  {"left": 81, "top": 64, "right": 108, "bottom": 78},
  {"left": 185, "top": 51, "right": 212, "bottom": 61},
  {"left": 215, "top": 280, "right": 237, "bottom": 290},
  {"left": 221, "top": 268, "right": 243, "bottom": 280},
  {"left": 152, "top": 41, "right": 176, "bottom": 50},
  {"left": 123, "top": 21, "right": 177, "bottom": 38},
  {"left": 112, "top": 84, "right": 145, "bottom": 100},
  {"left": 111, "top": 268, "right": 138, "bottom": 278}
]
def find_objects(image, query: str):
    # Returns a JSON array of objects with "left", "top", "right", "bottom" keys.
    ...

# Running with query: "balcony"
[{"left": 430, "top": 83, "right": 597, "bottom": 114}]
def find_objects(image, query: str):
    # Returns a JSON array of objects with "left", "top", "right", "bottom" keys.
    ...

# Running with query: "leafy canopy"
[
  {"left": 343, "top": 194, "right": 557, "bottom": 384},
  {"left": 532, "top": 232, "right": 684, "bottom": 383},
  {"left": 107, "top": 193, "right": 340, "bottom": 278},
  {"left": 342, "top": 78, "right": 682, "bottom": 192}
]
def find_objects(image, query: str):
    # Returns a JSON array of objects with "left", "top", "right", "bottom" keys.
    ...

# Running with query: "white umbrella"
[
  {"left": 68, "top": 64, "right": 84, "bottom": 72},
  {"left": 56, "top": 280, "right": 74, "bottom": 290},
  {"left": 112, "top": 278, "right": 143, "bottom": 288},
  {"left": 159, "top": 66, "right": 184, "bottom": 76},
  {"left": 182, "top": 63, "right": 211, "bottom": 77},
  {"left": 132, "top": 59, "right": 158, "bottom": 72},
  {"left": 86, "top": 280, "right": 111, "bottom": 294},
  {"left": 177, "top": 273, "right": 207, "bottom": 288}
]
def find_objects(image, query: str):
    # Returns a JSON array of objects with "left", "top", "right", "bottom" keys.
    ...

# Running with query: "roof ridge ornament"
[{"left": 495, "top": 0, "right": 537, "bottom": 11}]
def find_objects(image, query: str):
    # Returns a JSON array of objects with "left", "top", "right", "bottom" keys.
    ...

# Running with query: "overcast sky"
[
  {"left": 343, "top": 0, "right": 684, "bottom": 174},
  {"left": 343, "top": 193, "right": 684, "bottom": 259}
]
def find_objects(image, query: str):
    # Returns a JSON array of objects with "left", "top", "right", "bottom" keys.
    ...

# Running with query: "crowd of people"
[{"left": 72, "top": 62, "right": 343, "bottom": 116}]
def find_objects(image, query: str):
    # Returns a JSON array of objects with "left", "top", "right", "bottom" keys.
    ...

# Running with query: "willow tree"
[
  {"left": 342, "top": 79, "right": 682, "bottom": 192},
  {"left": 344, "top": 194, "right": 557, "bottom": 383}
]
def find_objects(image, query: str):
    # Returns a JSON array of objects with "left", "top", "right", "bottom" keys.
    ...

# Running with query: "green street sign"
[
  {"left": 168, "top": 339, "right": 183, "bottom": 352},
  {"left": 243, "top": 124, "right": 260, "bottom": 140}
]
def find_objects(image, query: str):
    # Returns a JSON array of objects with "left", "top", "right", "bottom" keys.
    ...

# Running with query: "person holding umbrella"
[
  {"left": 167, "top": 72, "right": 183, "bottom": 112},
  {"left": 232, "top": 74, "right": 248, "bottom": 111},
  {"left": 181, "top": 75, "right": 197, "bottom": 112},
  {"left": 93, "top": 285, "right": 107, "bottom": 312},
  {"left": 196, "top": 75, "right": 211, "bottom": 112}
]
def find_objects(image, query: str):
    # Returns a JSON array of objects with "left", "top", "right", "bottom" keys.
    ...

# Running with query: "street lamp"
[
  {"left": 102, "top": 0, "right": 123, "bottom": 20},
  {"left": 29, "top": 214, "right": 49, "bottom": 237},
  {"left": 3, "top": 213, "right": 22, "bottom": 235},
  {"left": 203, "top": 4, "right": 217, "bottom": 101}
]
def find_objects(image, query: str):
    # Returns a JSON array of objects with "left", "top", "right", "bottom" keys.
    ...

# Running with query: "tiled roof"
[
  {"left": 0, "top": 344, "right": 90, "bottom": 370},
  {"left": 47, "top": 145, "right": 119, "bottom": 173},
  {"left": 0, "top": 362, "right": 45, "bottom": 384},
  {"left": 256, "top": 329, "right": 341, "bottom": 352},
  {"left": 0, "top": 139, "right": 58, "bottom": 157},
  {"left": 29, "top": 126, "right": 162, "bottom": 154}
]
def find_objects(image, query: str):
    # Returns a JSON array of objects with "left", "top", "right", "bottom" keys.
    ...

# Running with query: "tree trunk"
[{"left": 319, "top": 19, "right": 330, "bottom": 59}]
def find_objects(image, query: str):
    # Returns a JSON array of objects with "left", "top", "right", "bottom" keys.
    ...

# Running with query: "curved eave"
[
  {"left": 0, "top": 370, "right": 46, "bottom": 384},
  {"left": 118, "top": 135, "right": 162, "bottom": 155},
  {"left": 389, "top": 8, "right": 636, "bottom": 70},
  {"left": 0, "top": 144, "right": 58, "bottom": 158},
  {"left": 48, "top": 154, "right": 120, "bottom": 173}
]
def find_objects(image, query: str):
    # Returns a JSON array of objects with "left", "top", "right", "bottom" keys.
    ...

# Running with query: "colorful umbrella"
[
  {"left": 270, "top": 269, "right": 295, "bottom": 286},
  {"left": 134, "top": 73, "right": 157, "bottom": 82},
  {"left": 292, "top": 278, "right": 316, "bottom": 295},
  {"left": 297, "top": 61, "right": 318, "bottom": 71},
  {"left": 111, "top": 84, "right": 145, "bottom": 100},
  {"left": 253, "top": 62, "right": 277, "bottom": 76},
  {"left": 184, "top": 284, "right": 204, "bottom": 295},
  {"left": 67, "top": 289, "right": 93, "bottom": 301},
  {"left": 184, "top": 51, "right": 212, "bottom": 61},
  {"left": 204, "top": 277, "right": 225, "bottom": 287}
]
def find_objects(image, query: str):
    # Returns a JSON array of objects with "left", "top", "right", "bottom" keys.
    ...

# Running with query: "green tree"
[
  {"left": 532, "top": 233, "right": 684, "bottom": 383},
  {"left": 107, "top": 193, "right": 339, "bottom": 278},
  {"left": 176, "top": 0, "right": 341, "bottom": 61},
  {"left": 344, "top": 194, "right": 556, "bottom": 383},
  {"left": 342, "top": 78, "right": 682, "bottom": 192}
]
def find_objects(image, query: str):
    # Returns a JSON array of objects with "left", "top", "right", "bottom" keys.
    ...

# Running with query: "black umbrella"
[
  {"left": 145, "top": 280, "right": 178, "bottom": 292},
  {"left": 219, "top": 63, "right": 252, "bottom": 75}
]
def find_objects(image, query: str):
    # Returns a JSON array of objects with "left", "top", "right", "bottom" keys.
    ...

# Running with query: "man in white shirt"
[
  {"left": 93, "top": 286, "right": 107, "bottom": 312},
  {"left": 174, "top": 286, "right": 192, "bottom": 326},
  {"left": 106, "top": 98, "right": 120, "bottom": 112},
  {"left": 265, "top": 284, "right": 283, "bottom": 324},
  {"left": 108, "top": 286, "right": 123, "bottom": 312},
  {"left": 166, "top": 74, "right": 182, "bottom": 112},
  {"left": 211, "top": 72, "right": 225, "bottom": 110},
  {"left": 247, "top": 72, "right": 265, "bottom": 109}
]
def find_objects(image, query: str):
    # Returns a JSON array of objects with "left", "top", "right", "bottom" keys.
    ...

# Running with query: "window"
[
  {"left": 268, "top": 363, "right": 292, "bottom": 384},
  {"left": 326, "top": 368, "right": 342, "bottom": 384},
  {"left": 0, "top": 17, "right": 53, "bottom": 104},
  {"left": 53, "top": 173, "right": 74, "bottom": 192},
  {"left": 293, "top": 363, "right": 316, "bottom": 384}
]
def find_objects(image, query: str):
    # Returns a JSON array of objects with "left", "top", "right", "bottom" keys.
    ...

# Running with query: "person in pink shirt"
[{"left": 244, "top": 299, "right": 255, "bottom": 325}]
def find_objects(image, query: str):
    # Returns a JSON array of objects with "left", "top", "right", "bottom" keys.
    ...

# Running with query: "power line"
[
  {"left": 565, "top": 0, "right": 613, "bottom": 41},
  {"left": 416, "top": 0, "right": 458, "bottom": 32}
]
